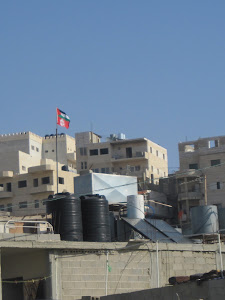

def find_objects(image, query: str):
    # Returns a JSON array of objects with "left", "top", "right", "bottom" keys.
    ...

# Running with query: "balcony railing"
[
  {"left": 178, "top": 191, "right": 201, "bottom": 201},
  {"left": 112, "top": 152, "right": 148, "bottom": 161}
]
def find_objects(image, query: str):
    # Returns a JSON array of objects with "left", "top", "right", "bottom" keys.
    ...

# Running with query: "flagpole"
[{"left": 56, "top": 109, "right": 59, "bottom": 194}]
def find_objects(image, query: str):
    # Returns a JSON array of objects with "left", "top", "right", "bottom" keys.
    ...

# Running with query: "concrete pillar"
[{"left": 49, "top": 250, "right": 61, "bottom": 300}]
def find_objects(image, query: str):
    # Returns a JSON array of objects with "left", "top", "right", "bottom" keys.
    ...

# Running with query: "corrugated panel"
[
  {"left": 145, "top": 218, "right": 191, "bottom": 243},
  {"left": 122, "top": 218, "right": 173, "bottom": 243}
]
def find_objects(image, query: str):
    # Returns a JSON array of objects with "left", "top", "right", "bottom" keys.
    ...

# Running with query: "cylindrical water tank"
[
  {"left": 191, "top": 205, "right": 218, "bottom": 235},
  {"left": 81, "top": 195, "right": 111, "bottom": 242},
  {"left": 47, "top": 193, "right": 83, "bottom": 241},
  {"left": 218, "top": 207, "right": 225, "bottom": 232},
  {"left": 127, "top": 195, "right": 145, "bottom": 219}
]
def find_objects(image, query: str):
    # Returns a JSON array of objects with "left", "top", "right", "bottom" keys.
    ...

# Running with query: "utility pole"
[{"left": 204, "top": 174, "right": 207, "bottom": 205}]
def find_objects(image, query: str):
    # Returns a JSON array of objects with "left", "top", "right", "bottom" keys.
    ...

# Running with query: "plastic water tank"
[
  {"left": 47, "top": 193, "right": 83, "bottom": 241},
  {"left": 127, "top": 195, "right": 145, "bottom": 219},
  {"left": 81, "top": 195, "right": 111, "bottom": 242},
  {"left": 191, "top": 205, "right": 218, "bottom": 235}
]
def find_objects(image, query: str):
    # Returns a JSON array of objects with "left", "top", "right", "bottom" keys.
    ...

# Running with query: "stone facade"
[{"left": 75, "top": 132, "right": 168, "bottom": 184}]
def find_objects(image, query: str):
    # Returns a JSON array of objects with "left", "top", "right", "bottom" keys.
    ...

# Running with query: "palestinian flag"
[{"left": 56, "top": 108, "right": 70, "bottom": 129}]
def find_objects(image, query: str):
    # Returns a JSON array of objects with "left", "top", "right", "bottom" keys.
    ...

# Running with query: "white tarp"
[{"left": 74, "top": 173, "right": 138, "bottom": 204}]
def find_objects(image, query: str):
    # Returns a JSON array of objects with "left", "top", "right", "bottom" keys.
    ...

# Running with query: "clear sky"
[{"left": 1, "top": 1, "right": 225, "bottom": 173}]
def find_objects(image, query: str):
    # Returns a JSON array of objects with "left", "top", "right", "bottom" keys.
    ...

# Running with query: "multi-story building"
[
  {"left": 177, "top": 135, "right": 225, "bottom": 224},
  {"left": 75, "top": 132, "right": 168, "bottom": 184},
  {"left": 0, "top": 132, "right": 77, "bottom": 216}
]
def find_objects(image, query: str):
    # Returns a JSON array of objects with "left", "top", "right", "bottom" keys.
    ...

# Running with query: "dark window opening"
[
  {"left": 19, "top": 201, "right": 27, "bottom": 209},
  {"left": 59, "top": 177, "right": 64, "bottom": 184},
  {"left": 100, "top": 148, "right": 109, "bottom": 155},
  {"left": 0, "top": 205, "right": 4, "bottom": 211},
  {"left": 35, "top": 200, "right": 39, "bottom": 208},
  {"left": 135, "top": 165, "right": 141, "bottom": 171},
  {"left": 151, "top": 174, "right": 154, "bottom": 183},
  {"left": 189, "top": 163, "right": 198, "bottom": 170},
  {"left": 6, "top": 183, "right": 11, "bottom": 192},
  {"left": 18, "top": 180, "right": 27, "bottom": 188},
  {"left": 90, "top": 149, "right": 98, "bottom": 156},
  {"left": 126, "top": 147, "right": 132, "bottom": 158},
  {"left": 7, "top": 204, "right": 12, "bottom": 212},
  {"left": 217, "top": 182, "right": 221, "bottom": 190},
  {"left": 42, "top": 177, "right": 50, "bottom": 184},
  {"left": 33, "top": 178, "right": 38, "bottom": 187},
  {"left": 211, "top": 159, "right": 221, "bottom": 166}
]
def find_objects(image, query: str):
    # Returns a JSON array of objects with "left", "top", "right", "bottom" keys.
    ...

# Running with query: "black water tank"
[
  {"left": 81, "top": 195, "right": 111, "bottom": 242},
  {"left": 47, "top": 193, "right": 83, "bottom": 241}
]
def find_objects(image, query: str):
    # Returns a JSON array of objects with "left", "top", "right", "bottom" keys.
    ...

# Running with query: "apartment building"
[
  {"left": 0, "top": 131, "right": 76, "bottom": 174},
  {"left": 177, "top": 135, "right": 225, "bottom": 224},
  {"left": 75, "top": 132, "right": 168, "bottom": 184},
  {"left": 0, "top": 131, "right": 77, "bottom": 216}
]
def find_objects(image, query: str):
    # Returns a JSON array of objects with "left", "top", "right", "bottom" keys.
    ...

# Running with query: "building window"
[
  {"left": 126, "top": 147, "right": 132, "bottom": 158},
  {"left": 80, "top": 147, "right": 87, "bottom": 156},
  {"left": 81, "top": 162, "right": 83, "bottom": 170},
  {"left": 34, "top": 200, "right": 39, "bottom": 208},
  {"left": 0, "top": 205, "right": 4, "bottom": 211},
  {"left": 100, "top": 148, "right": 109, "bottom": 155},
  {"left": 209, "top": 140, "right": 219, "bottom": 148},
  {"left": 90, "top": 149, "right": 98, "bottom": 156},
  {"left": 59, "top": 177, "right": 64, "bottom": 184},
  {"left": 19, "top": 201, "right": 27, "bottom": 209},
  {"left": 189, "top": 163, "right": 198, "bottom": 170},
  {"left": 135, "top": 166, "right": 140, "bottom": 171},
  {"left": 84, "top": 162, "right": 87, "bottom": 169},
  {"left": 33, "top": 178, "right": 38, "bottom": 187},
  {"left": 22, "top": 166, "right": 26, "bottom": 171},
  {"left": 150, "top": 147, "right": 152, "bottom": 153},
  {"left": 151, "top": 174, "right": 154, "bottom": 183},
  {"left": 163, "top": 154, "right": 165, "bottom": 160},
  {"left": 151, "top": 166, "right": 153, "bottom": 172},
  {"left": 130, "top": 166, "right": 135, "bottom": 172},
  {"left": 31, "top": 145, "right": 35, "bottom": 150},
  {"left": 45, "top": 150, "right": 48, "bottom": 153},
  {"left": 18, "top": 180, "right": 27, "bottom": 188},
  {"left": 52, "top": 150, "right": 54, "bottom": 152},
  {"left": 42, "top": 177, "right": 50, "bottom": 184},
  {"left": 7, "top": 204, "right": 12, "bottom": 212},
  {"left": 217, "top": 182, "right": 221, "bottom": 190},
  {"left": 101, "top": 168, "right": 106, "bottom": 173},
  {"left": 93, "top": 168, "right": 99, "bottom": 173},
  {"left": 36, "top": 147, "right": 39, "bottom": 152},
  {"left": 6, "top": 183, "right": 11, "bottom": 192},
  {"left": 0, "top": 184, "right": 3, "bottom": 188},
  {"left": 211, "top": 159, "right": 221, "bottom": 166},
  {"left": 105, "top": 167, "right": 110, "bottom": 174},
  {"left": 156, "top": 150, "right": 159, "bottom": 157},
  {"left": 42, "top": 199, "right": 47, "bottom": 205}
]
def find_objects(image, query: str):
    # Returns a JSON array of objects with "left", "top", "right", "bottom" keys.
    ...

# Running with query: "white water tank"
[{"left": 127, "top": 195, "right": 145, "bottom": 219}]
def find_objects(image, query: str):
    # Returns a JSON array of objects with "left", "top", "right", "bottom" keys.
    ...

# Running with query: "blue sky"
[{"left": 1, "top": 1, "right": 225, "bottom": 172}]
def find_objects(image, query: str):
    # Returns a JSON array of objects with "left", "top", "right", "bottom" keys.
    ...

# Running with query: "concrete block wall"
[{"left": 54, "top": 242, "right": 224, "bottom": 300}]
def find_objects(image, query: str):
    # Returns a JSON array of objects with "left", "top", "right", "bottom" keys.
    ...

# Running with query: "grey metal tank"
[
  {"left": 218, "top": 207, "right": 225, "bottom": 233},
  {"left": 191, "top": 205, "right": 218, "bottom": 235}
]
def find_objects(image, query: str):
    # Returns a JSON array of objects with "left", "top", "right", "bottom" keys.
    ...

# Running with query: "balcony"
[
  {"left": 111, "top": 152, "right": 148, "bottom": 163},
  {"left": 0, "top": 191, "right": 13, "bottom": 199},
  {"left": 28, "top": 164, "right": 55, "bottom": 174},
  {"left": 67, "top": 152, "right": 76, "bottom": 161},
  {"left": 30, "top": 185, "right": 55, "bottom": 194},
  {"left": 178, "top": 191, "right": 201, "bottom": 201}
]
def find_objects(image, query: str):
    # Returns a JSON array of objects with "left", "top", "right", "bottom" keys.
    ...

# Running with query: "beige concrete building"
[
  {"left": 177, "top": 135, "right": 225, "bottom": 224},
  {"left": 75, "top": 132, "right": 168, "bottom": 184},
  {"left": 0, "top": 132, "right": 77, "bottom": 216}
]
